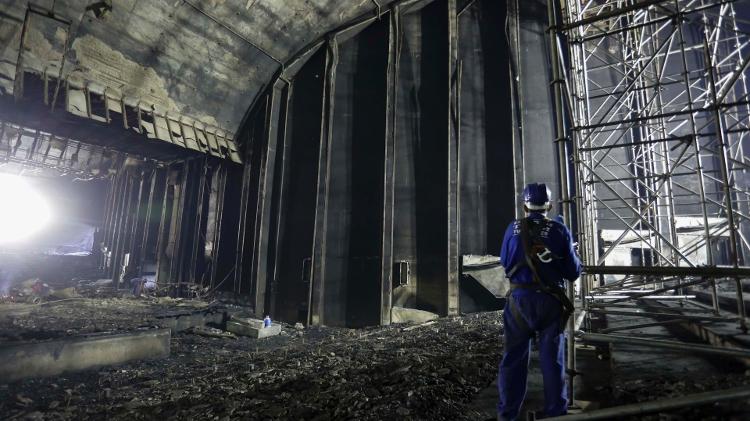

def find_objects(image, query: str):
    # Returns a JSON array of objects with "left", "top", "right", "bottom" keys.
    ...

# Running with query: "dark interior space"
[
  {"left": 325, "top": 19, "right": 390, "bottom": 327},
  {"left": 391, "top": 2, "right": 453, "bottom": 315},
  {"left": 458, "top": 0, "right": 514, "bottom": 256},
  {"left": 271, "top": 48, "right": 326, "bottom": 325},
  {"left": 2, "top": 1, "right": 750, "bottom": 420}
]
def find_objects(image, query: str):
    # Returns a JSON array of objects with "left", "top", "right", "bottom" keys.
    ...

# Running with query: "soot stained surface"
[{"left": 1, "top": 312, "right": 503, "bottom": 420}]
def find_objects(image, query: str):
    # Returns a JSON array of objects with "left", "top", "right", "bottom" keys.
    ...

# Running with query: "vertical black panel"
[
  {"left": 143, "top": 170, "right": 166, "bottom": 265},
  {"left": 265, "top": 83, "right": 291, "bottom": 315},
  {"left": 325, "top": 19, "right": 390, "bottom": 327},
  {"left": 112, "top": 173, "right": 139, "bottom": 286},
  {"left": 206, "top": 166, "right": 227, "bottom": 288},
  {"left": 392, "top": 1, "right": 454, "bottom": 315},
  {"left": 380, "top": 8, "right": 401, "bottom": 325},
  {"left": 273, "top": 48, "right": 326, "bottom": 324},
  {"left": 518, "top": 0, "right": 559, "bottom": 210},
  {"left": 193, "top": 164, "right": 212, "bottom": 286},
  {"left": 458, "top": 0, "right": 513, "bottom": 255},
  {"left": 156, "top": 170, "right": 176, "bottom": 289},
  {"left": 236, "top": 97, "right": 270, "bottom": 296},
  {"left": 247, "top": 82, "right": 288, "bottom": 317},
  {"left": 125, "top": 169, "right": 148, "bottom": 280},
  {"left": 167, "top": 165, "right": 188, "bottom": 293},
  {"left": 309, "top": 39, "right": 338, "bottom": 325},
  {"left": 392, "top": 7, "right": 420, "bottom": 309},
  {"left": 174, "top": 161, "right": 204, "bottom": 290},
  {"left": 213, "top": 164, "right": 243, "bottom": 292},
  {"left": 414, "top": 3, "right": 449, "bottom": 314}
]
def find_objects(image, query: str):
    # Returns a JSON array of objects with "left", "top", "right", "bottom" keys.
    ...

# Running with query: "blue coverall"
[{"left": 497, "top": 212, "right": 581, "bottom": 420}]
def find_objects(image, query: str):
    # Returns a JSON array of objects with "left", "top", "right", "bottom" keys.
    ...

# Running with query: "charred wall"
[
  {"left": 270, "top": 49, "right": 326, "bottom": 324},
  {"left": 229, "top": 0, "right": 521, "bottom": 326},
  {"left": 324, "top": 19, "right": 390, "bottom": 327},
  {"left": 458, "top": 0, "right": 513, "bottom": 256},
  {"left": 100, "top": 157, "right": 242, "bottom": 297}
]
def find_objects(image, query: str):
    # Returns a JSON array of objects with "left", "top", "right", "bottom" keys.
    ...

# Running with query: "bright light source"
[{"left": 0, "top": 174, "right": 51, "bottom": 244}]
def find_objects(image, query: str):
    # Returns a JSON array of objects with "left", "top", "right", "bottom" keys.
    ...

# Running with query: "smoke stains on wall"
[
  {"left": 0, "top": 0, "right": 405, "bottom": 133},
  {"left": 458, "top": 0, "right": 513, "bottom": 255},
  {"left": 70, "top": 35, "right": 181, "bottom": 117},
  {"left": 233, "top": 0, "right": 514, "bottom": 327}
]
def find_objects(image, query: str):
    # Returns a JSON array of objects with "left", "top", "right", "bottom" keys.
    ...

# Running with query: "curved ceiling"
[{"left": 0, "top": 0, "right": 393, "bottom": 134}]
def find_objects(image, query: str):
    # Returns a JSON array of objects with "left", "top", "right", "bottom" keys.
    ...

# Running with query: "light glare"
[{"left": 0, "top": 174, "right": 51, "bottom": 244}]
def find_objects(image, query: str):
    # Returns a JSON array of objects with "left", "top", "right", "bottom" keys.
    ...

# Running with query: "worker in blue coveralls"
[{"left": 497, "top": 183, "right": 581, "bottom": 421}]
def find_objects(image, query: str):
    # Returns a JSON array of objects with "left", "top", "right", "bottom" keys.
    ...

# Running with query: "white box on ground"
[{"left": 226, "top": 320, "right": 281, "bottom": 338}]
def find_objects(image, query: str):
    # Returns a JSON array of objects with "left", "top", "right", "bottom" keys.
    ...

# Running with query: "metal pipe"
[
  {"left": 548, "top": 0, "right": 576, "bottom": 402},
  {"left": 545, "top": 385, "right": 750, "bottom": 421},
  {"left": 580, "top": 332, "right": 750, "bottom": 358},
  {"left": 604, "top": 276, "right": 715, "bottom": 304},
  {"left": 571, "top": 99, "right": 750, "bottom": 131},
  {"left": 589, "top": 302, "right": 716, "bottom": 313},
  {"left": 704, "top": 36, "right": 749, "bottom": 332},
  {"left": 560, "top": 0, "right": 682, "bottom": 31},
  {"left": 676, "top": 9, "right": 718, "bottom": 310},
  {"left": 584, "top": 265, "right": 750, "bottom": 277},
  {"left": 586, "top": 295, "right": 695, "bottom": 299},
  {"left": 588, "top": 308, "right": 737, "bottom": 323},
  {"left": 599, "top": 319, "right": 685, "bottom": 333}
]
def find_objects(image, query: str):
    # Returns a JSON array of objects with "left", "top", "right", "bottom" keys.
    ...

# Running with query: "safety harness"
[{"left": 505, "top": 218, "right": 575, "bottom": 333}]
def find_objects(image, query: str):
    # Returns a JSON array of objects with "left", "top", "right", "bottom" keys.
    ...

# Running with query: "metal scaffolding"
[{"left": 549, "top": 0, "right": 750, "bottom": 401}]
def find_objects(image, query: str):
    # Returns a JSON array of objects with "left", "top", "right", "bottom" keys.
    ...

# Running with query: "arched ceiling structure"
[{"left": 0, "top": 0, "right": 394, "bottom": 135}]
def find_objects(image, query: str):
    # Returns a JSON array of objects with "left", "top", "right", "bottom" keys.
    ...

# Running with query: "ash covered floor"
[
  {"left": 0, "top": 311, "right": 503, "bottom": 420},
  {"left": 1, "top": 301, "right": 750, "bottom": 420}
]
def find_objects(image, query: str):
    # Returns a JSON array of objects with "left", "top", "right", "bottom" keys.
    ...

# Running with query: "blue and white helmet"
[{"left": 523, "top": 183, "right": 551, "bottom": 211}]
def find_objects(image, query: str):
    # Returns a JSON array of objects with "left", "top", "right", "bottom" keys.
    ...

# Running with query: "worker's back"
[{"left": 500, "top": 212, "right": 581, "bottom": 289}]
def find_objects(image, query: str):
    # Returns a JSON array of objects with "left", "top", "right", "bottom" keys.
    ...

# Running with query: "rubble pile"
[
  {"left": 0, "top": 312, "right": 503, "bottom": 420},
  {"left": 0, "top": 297, "right": 213, "bottom": 341},
  {"left": 0, "top": 278, "right": 81, "bottom": 304},
  {"left": 612, "top": 374, "right": 750, "bottom": 420}
]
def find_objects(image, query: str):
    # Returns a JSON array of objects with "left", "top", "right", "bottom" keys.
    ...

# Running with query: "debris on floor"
[
  {"left": 186, "top": 326, "right": 236, "bottom": 339},
  {"left": 0, "top": 312, "right": 504, "bottom": 420},
  {"left": 0, "top": 297, "right": 227, "bottom": 342}
]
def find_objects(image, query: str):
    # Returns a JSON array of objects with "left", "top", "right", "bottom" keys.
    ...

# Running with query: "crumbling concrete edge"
[{"left": 0, "top": 328, "right": 170, "bottom": 383}]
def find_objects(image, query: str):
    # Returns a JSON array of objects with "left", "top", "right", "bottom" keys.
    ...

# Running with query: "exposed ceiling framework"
[
  {"left": 0, "top": 119, "right": 158, "bottom": 180},
  {"left": 0, "top": 0, "right": 394, "bottom": 136}
]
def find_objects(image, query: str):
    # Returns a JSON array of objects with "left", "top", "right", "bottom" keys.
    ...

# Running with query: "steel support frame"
[
  {"left": 556, "top": 1, "right": 750, "bottom": 296},
  {"left": 550, "top": 0, "right": 750, "bottom": 405}
]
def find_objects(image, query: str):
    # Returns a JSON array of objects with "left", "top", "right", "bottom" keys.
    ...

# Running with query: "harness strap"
[
  {"left": 505, "top": 261, "right": 524, "bottom": 278},
  {"left": 506, "top": 294, "right": 532, "bottom": 337},
  {"left": 518, "top": 218, "right": 575, "bottom": 331}
]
